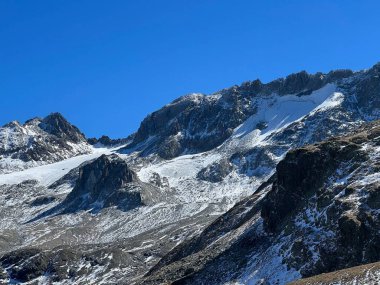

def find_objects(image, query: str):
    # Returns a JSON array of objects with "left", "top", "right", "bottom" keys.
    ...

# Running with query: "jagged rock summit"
[
  {"left": 120, "top": 63, "right": 378, "bottom": 160},
  {"left": 0, "top": 112, "right": 91, "bottom": 174}
]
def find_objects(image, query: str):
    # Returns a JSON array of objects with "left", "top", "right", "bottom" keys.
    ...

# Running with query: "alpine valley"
[{"left": 1, "top": 62, "right": 380, "bottom": 285}]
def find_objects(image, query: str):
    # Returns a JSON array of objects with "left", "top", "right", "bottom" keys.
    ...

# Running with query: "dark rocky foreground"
[{"left": 288, "top": 261, "right": 380, "bottom": 285}]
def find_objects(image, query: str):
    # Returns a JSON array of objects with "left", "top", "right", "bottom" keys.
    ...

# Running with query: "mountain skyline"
[
  {"left": 2, "top": 0, "right": 380, "bottom": 138},
  {"left": 1, "top": 60, "right": 380, "bottom": 284},
  {"left": 2, "top": 62, "right": 378, "bottom": 142},
  {"left": 2, "top": 2, "right": 380, "bottom": 284}
]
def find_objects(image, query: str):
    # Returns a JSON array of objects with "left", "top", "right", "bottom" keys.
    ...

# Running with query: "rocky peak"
[
  {"left": 0, "top": 113, "right": 91, "bottom": 173},
  {"left": 368, "top": 61, "right": 380, "bottom": 74},
  {"left": 132, "top": 94, "right": 206, "bottom": 144},
  {"left": 39, "top": 112, "right": 85, "bottom": 143},
  {"left": 279, "top": 70, "right": 320, "bottom": 95},
  {"left": 89, "top": 135, "right": 113, "bottom": 145},
  {"left": 2, "top": 120, "right": 22, "bottom": 129},
  {"left": 325, "top": 68, "right": 354, "bottom": 82},
  {"left": 23, "top": 117, "right": 42, "bottom": 126},
  {"left": 122, "top": 90, "right": 253, "bottom": 159},
  {"left": 228, "top": 69, "right": 354, "bottom": 98},
  {"left": 344, "top": 62, "right": 380, "bottom": 119},
  {"left": 267, "top": 69, "right": 354, "bottom": 96},
  {"left": 222, "top": 79, "right": 263, "bottom": 98}
]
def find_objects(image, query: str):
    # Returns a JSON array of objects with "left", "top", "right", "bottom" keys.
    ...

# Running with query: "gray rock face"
[
  {"left": 148, "top": 172, "right": 170, "bottom": 188},
  {"left": 264, "top": 69, "right": 351, "bottom": 96},
  {"left": 27, "top": 154, "right": 145, "bottom": 224},
  {"left": 120, "top": 68, "right": 356, "bottom": 160},
  {"left": 122, "top": 93, "right": 245, "bottom": 159},
  {"left": 347, "top": 62, "right": 380, "bottom": 118},
  {"left": 261, "top": 139, "right": 363, "bottom": 233},
  {"left": 262, "top": 123, "right": 380, "bottom": 278}
]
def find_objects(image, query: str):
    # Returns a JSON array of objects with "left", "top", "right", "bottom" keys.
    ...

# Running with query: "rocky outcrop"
[
  {"left": 27, "top": 154, "right": 145, "bottom": 223},
  {"left": 197, "top": 159, "right": 234, "bottom": 182},
  {"left": 61, "top": 154, "right": 142, "bottom": 213},
  {"left": 261, "top": 138, "right": 363, "bottom": 233},
  {"left": 262, "top": 69, "right": 350, "bottom": 96},
  {"left": 148, "top": 172, "right": 170, "bottom": 188}
]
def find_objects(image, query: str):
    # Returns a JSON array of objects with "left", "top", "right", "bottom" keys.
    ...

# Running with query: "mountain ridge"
[{"left": 0, "top": 62, "right": 380, "bottom": 285}]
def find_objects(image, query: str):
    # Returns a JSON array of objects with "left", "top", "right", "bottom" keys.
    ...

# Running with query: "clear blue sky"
[{"left": 1, "top": 0, "right": 379, "bottom": 138}]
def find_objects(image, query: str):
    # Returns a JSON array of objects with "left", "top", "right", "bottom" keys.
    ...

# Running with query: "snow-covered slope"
[
  {"left": 0, "top": 145, "right": 116, "bottom": 186},
  {"left": 1, "top": 63, "right": 380, "bottom": 284}
]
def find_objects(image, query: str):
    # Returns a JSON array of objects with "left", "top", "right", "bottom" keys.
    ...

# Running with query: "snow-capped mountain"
[
  {"left": 0, "top": 62, "right": 380, "bottom": 285},
  {"left": 0, "top": 113, "right": 91, "bottom": 174}
]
